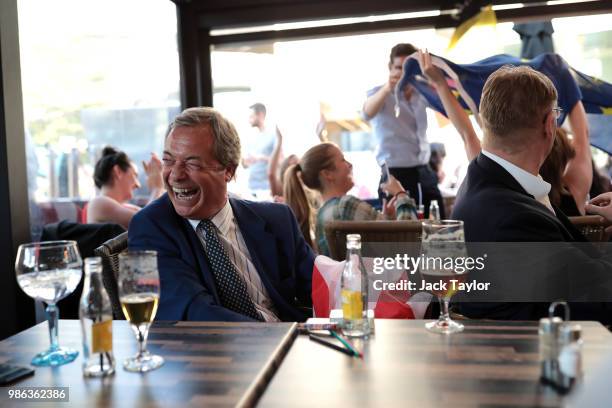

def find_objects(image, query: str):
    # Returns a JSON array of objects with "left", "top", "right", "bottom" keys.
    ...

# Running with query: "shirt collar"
[
  {"left": 188, "top": 199, "right": 233, "bottom": 236},
  {"left": 482, "top": 149, "right": 551, "bottom": 200}
]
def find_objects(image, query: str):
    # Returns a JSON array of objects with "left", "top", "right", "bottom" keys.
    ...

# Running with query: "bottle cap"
[
  {"left": 84, "top": 256, "right": 102, "bottom": 271},
  {"left": 346, "top": 234, "right": 361, "bottom": 249}
]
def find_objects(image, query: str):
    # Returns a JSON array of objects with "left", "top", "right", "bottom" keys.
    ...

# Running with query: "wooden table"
[
  {"left": 2, "top": 320, "right": 612, "bottom": 407},
  {"left": 259, "top": 320, "right": 612, "bottom": 407},
  {"left": 0, "top": 320, "right": 296, "bottom": 408}
]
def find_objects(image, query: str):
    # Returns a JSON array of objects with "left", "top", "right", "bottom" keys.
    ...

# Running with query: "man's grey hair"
[{"left": 166, "top": 107, "right": 241, "bottom": 170}]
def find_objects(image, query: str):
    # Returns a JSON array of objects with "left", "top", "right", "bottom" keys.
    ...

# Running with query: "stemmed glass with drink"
[
  {"left": 15, "top": 240, "right": 83, "bottom": 366},
  {"left": 118, "top": 250, "right": 164, "bottom": 372},
  {"left": 420, "top": 220, "right": 467, "bottom": 334}
]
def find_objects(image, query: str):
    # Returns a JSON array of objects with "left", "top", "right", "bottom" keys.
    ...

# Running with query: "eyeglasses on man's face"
[
  {"left": 543, "top": 106, "right": 563, "bottom": 125},
  {"left": 552, "top": 107, "right": 563, "bottom": 121}
]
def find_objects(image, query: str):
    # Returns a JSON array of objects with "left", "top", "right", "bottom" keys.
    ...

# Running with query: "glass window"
[
  {"left": 211, "top": 13, "right": 612, "bottom": 200},
  {"left": 18, "top": 0, "right": 180, "bottom": 238}
]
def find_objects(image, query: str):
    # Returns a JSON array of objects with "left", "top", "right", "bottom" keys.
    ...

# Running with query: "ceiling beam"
[
  {"left": 206, "top": 1, "right": 612, "bottom": 45},
  {"left": 173, "top": 0, "right": 611, "bottom": 31}
]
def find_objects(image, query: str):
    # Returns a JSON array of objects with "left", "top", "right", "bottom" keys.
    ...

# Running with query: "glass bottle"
[
  {"left": 79, "top": 257, "right": 115, "bottom": 377},
  {"left": 429, "top": 200, "right": 440, "bottom": 221},
  {"left": 340, "top": 234, "right": 370, "bottom": 337}
]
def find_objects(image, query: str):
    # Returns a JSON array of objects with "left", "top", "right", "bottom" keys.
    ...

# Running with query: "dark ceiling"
[{"left": 173, "top": 0, "right": 612, "bottom": 30}]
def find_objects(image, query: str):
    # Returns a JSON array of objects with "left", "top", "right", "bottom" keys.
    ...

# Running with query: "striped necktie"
[{"left": 198, "top": 219, "right": 262, "bottom": 321}]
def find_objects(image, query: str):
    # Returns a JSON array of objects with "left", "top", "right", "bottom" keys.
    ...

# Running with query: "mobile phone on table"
[{"left": 0, "top": 363, "right": 34, "bottom": 385}]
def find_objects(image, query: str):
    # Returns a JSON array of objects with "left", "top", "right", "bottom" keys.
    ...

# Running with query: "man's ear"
[
  {"left": 544, "top": 111, "right": 556, "bottom": 141},
  {"left": 225, "top": 167, "right": 236, "bottom": 182}
]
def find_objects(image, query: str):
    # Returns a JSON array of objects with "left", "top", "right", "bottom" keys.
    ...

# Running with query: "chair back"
[
  {"left": 41, "top": 221, "right": 125, "bottom": 318},
  {"left": 94, "top": 231, "right": 128, "bottom": 319},
  {"left": 324, "top": 220, "right": 423, "bottom": 261},
  {"left": 568, "top": 215, "right": 610, "bottom": 245}
]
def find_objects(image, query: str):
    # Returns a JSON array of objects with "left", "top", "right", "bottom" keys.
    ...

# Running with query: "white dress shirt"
[
  {"left": 482, "top": 150, "right": 555, "bottom": 214},
  {"left": 188, "top": 200, "right": 280, "bottom": 322}
]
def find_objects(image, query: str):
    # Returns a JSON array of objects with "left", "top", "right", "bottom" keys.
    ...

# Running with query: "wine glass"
[
  {"left": 420, "top": 220, "right": 467, "bottom": 334},
  {"left": 15, "top": 240, "right": 83, "bottom": 366},
  {"left": 118, "top": 250, "right": 164, "bottom": 372}
]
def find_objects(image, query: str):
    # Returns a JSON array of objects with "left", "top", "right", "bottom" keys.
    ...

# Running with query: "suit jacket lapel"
[
  {"left": 478, "top": 154, "right": 557, "bottom": 214},
  {"left": 477, "top": 153, "right": 583, "bottom": 239},
  {"left": 476, "top": 153, "right": 531, "bottom": 197},
  {"left": 229, "top": 199, "right": 281, "bottom": 293}
]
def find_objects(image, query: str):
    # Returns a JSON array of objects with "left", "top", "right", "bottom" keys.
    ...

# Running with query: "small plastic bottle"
[
  {"left": 429, "top": 200, "right": 440, "bottom": 221},
  {"left": 341, "top": 234, "right": 370, "bottom": 337},
  {"left": 80, "top": 257, "right": 115, "bottom": 377}
]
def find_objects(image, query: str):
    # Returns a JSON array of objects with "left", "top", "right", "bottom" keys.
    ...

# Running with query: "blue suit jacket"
[{"left": 128, "top": 194, "right": 314, "bottom": 322}]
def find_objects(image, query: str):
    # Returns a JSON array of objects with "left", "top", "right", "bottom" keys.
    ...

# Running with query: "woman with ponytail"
[
  {"left": 85, "top": 146, "right": 164, "bottom": 228},
  {"left": 283, "top": 142, "right": 417, "bottom": 256}
]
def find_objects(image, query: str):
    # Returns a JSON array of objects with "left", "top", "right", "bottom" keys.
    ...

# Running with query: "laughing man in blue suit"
[{"left": 129, "top": 107, "right": 314, "bottom": 322}]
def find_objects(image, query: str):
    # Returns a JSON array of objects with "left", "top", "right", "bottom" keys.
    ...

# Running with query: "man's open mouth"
[{"left": 172, "top": 187, "right": 199, "bottom": 201}]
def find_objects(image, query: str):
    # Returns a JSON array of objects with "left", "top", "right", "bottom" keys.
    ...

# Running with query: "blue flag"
[{"left": 398, "top": 53, "right": 612, "bottom": 153}]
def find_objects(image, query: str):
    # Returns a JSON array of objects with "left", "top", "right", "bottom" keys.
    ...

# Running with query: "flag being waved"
[{"left": 397, "top": 52, "right": 612, "bottom": 153}]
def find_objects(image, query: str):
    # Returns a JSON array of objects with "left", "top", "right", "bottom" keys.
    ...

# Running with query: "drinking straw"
[
  {"left": 309, "top": 335, "right": 354, "bottom": 357},
  {"left": 329, "top": 330, "right": 362, "bottom": 358}
]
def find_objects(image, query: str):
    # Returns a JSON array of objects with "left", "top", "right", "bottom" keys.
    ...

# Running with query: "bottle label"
[
  {"left": 92, "top": 320, "right": 113, "bottom": 353},
  {"left": 341, "top": 290, "right": 363, "bottom": 320}
]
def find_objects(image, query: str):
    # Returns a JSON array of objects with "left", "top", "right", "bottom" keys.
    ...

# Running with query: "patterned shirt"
[
  {"left": 315, "top": 194, "right": 417, "bottom": 257},
  {"left": 188, "top": 201, "right": 279, "bottom": 321}
]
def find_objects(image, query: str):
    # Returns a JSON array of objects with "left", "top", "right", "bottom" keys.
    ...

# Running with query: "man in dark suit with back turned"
[
  {"left": 129, "top": 107, "right": 314, "bottom": 322},
  {"left": 452, "top": 65, "right": 612, "bottom": 322}
]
